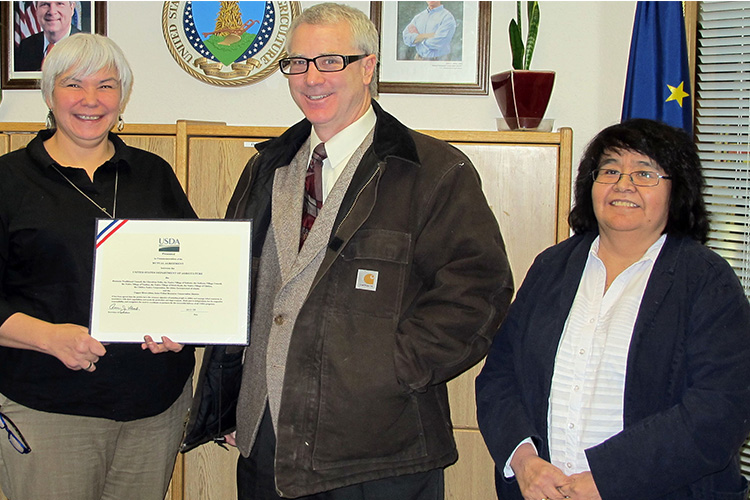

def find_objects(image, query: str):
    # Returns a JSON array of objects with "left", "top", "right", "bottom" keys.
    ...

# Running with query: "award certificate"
[{"left": 90, "top": 219, "right": 251, "bottom": 344}]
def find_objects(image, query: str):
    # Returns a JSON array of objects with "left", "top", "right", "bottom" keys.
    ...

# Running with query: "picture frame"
[
  {"left": 2, "top": 1, "right": 107, "bottom": 90},
  {"left": 370, "top": 1, "right": 490, "bottom": 95}
]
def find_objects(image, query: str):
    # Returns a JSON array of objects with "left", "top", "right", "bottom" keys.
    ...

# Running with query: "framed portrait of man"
[
  {"left": 371, "top": 1, "right": 490, "bottom": 95},
  {"left": 1, "top": 1, "right": 107, "bottom": 90}
]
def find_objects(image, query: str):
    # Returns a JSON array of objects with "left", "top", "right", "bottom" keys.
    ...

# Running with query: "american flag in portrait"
[{"left": 13, "top": 1, "right": 82, "bottom": 46}]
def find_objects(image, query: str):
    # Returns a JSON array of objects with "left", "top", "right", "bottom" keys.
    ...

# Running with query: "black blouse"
[{"left": 0, "top": 129, "right": 196, "bottom": 421}]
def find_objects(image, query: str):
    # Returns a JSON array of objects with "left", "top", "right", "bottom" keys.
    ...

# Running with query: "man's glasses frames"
[{"left": 279, "top": 54, "right": 368, "bottom": 75}]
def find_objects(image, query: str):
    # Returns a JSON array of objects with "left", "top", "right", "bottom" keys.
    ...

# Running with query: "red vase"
[{"left": 491, "top": 70, "right": 555, "bottom": 130}]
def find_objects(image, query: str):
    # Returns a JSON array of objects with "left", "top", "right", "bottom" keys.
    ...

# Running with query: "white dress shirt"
[
  {"left": 309, "top": 106, "right": 376, "bottom": 203},
  {"left": 548, "top": 234, "right": 666, "bottom": 473}
]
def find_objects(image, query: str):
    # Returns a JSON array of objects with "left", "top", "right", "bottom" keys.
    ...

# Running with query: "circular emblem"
[{"left": 162, "top": 1, "right": 299, "bottom": 87}]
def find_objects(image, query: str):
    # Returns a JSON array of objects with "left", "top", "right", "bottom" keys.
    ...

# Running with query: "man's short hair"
[{"left": 287, "top": 3, "right": 379, "bottom": 97}]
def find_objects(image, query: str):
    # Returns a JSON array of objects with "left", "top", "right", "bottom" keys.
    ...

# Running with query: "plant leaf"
[
  {"left": 527, "top": 0, "right": 535, "bottom": 26},
  {"left": 509, "top": 19, "right": 524, "bottom": 70},
  {"left": 524, "top": 1, "right": 540, "bottom": 70},
  {"left": 516, "top": 1, "right": 523, "bottom": 40}
]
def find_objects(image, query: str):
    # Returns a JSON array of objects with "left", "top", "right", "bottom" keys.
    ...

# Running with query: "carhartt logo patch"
[{"left": 355, "top": 270, "right": 378, "bottom": 292}]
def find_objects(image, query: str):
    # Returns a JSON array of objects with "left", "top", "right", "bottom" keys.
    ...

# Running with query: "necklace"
[{"left": 51, "top": 164, "right": 118, "bottom": 219}]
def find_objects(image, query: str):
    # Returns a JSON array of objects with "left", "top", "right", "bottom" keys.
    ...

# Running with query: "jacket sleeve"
[
  {"left": 392, "top": 159, "right": 514, "bottom": 391},
  {"left": 181, "top": 345, "right": 244, "bottom": 453},
  {"left": 475, "top": 254, "right": 548, "bottom": 478},
  {"left": 225, "top": 153, "right": 258, "bottom": 219},
  {"left": 586, "top": 259, "right": 750, "bottom": 500}
]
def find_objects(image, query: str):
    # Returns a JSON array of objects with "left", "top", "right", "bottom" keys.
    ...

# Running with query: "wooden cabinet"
[{"left": 0, "top": 122, "right": 572, "bottom": 500}]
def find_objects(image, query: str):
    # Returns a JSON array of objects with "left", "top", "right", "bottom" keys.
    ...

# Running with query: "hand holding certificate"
[{"left": 90, "top": 219, "right": 251, "bottom": 344}]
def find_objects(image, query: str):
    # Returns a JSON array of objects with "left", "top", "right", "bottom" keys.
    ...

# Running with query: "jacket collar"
[{"left": 370, "top": 100, "right": 420, "bottom": 165}]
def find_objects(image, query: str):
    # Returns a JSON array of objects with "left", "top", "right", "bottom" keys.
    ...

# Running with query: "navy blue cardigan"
[{"left": 477, "top": 233, "right": 750, "bottom": 500}]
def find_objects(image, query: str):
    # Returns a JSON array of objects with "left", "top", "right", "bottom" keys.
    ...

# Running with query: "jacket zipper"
[{"left": 335, "top": 164, "right": 381, "bottom": 234}]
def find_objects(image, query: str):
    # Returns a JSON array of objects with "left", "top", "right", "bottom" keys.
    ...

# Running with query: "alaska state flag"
[{"left": 621, "top": 1, "right": 692, "bottom": 133}]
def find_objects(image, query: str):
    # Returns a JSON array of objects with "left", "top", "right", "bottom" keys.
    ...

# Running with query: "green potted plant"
[{"left": 491, "top": 1, "right": 555, "bottom": 130}]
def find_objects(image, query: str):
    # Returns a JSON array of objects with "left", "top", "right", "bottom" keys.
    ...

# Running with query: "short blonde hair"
[{"left": 41, "top": 33, "right": 134, "bottom": 111}]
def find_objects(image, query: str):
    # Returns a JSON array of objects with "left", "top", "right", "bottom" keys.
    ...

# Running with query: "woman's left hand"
[
  {"left": 141, "top": 335, "right": 184, "bottom": 353},
  {"left": 558, "top": 472, "right": 601, "bottom": 500}
]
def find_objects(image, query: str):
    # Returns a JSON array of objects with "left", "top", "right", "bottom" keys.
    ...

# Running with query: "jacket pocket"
[
  {"left": 311, "top": 311, "right": 427, "bottom": 470},
  {"left": 330, "top": 229, "right": 411, "bottom": 318}
]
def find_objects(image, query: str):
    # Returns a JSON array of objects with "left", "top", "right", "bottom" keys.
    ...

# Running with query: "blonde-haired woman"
[{"left": 0, "top": 34, "right": 195, "bottom": 500}]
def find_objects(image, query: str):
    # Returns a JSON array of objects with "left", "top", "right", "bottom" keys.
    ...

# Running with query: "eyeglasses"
[
  {"left": 0, "top": 411, "right": 31, "bottom": 454},
  {"left": 592, "top": 168, "right": 672, "bottom": 187},
  {"left": 278, "top": 54, "right": 368, "bottom": 75}
]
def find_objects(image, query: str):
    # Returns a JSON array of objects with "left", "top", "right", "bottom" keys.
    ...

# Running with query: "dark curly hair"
[{"left": 568, "top": 119, "right": 709, "bottom": 243}]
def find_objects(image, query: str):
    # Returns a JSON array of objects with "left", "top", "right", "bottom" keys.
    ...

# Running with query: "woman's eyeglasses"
[{"left": 592, "top": 168, "right": 672, "bottom": 187}]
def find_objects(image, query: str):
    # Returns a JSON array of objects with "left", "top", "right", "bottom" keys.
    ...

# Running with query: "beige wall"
[{"left": 0, "top": 1, "right": 636, "bottom": 168}]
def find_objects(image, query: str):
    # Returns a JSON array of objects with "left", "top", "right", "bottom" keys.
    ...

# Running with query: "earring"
[
  {"left": 45, "top": 110, "right": 54, "bottom": 129},
  {"left": 117, "top": 115, "right": 124, "bottom": 131}
]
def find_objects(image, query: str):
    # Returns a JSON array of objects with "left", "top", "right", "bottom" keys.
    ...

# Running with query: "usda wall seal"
[{"left": 162, "top": 1, "right": 299, "bottom": 86}]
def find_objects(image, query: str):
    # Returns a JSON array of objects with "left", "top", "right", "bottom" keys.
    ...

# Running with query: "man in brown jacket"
[{"left": 190, "top": 3, "right": 513, "bottom": 499}]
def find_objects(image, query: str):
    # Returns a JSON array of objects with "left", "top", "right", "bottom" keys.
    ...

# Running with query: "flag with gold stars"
[{"left": 621, "top": 1, "right": 692, "bottom": 133}]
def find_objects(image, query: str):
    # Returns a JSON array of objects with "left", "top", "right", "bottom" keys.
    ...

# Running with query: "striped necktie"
[{"left": 300, "top": 142, "right": 326, "bottom": 249}]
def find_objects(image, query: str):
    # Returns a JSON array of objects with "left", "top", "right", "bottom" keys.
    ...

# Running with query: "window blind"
[
  {"left": 697, "top": 2, "right": 750, "bottom": 290},
  {"left": 696, "top": 0, "right": 750, "bottom": 479}
]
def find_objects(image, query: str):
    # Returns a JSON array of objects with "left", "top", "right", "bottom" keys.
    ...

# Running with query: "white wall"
[{"left": 0, "top": 1, "right": 636, "bottom": 167}]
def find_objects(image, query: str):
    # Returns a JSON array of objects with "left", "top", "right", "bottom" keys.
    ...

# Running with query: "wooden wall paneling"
[
  {"left": 0, "top": 134, "right": 9, "bottom": 156},
  {"left": 9, "top": 133, "right": 34, "bottom": 151},
  {"left": 182, "top": 122, "right": 286, "bottom": 219},
  {"left": 183, "top": 439, "right": 240, "bottom": 500},
  {"left": 0, "top": 123, "right": 44, "bottom": 133},
  {"left": 463, "top": 143, "right": 560, "bottom": 284},
  {"left": 186, "top": 137, "right": 260, "bottom": 219},
  {"left": 556, "top": 128, "right": 573, "bottom": 242},
  {"left": 446, "top": 430, "right": 497, "bottom": 500}
]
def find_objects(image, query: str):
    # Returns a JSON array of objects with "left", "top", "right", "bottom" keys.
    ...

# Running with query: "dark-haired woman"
[{"left": 477, "top": 119, "right": 750, "bottom": 500}]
